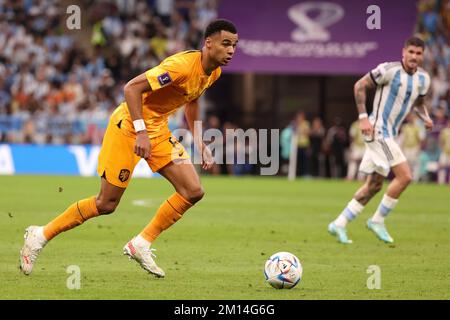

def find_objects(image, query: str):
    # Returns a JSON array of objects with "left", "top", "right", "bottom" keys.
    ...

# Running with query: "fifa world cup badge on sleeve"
[{"left": 157, "top": 72, "right": 172, "bottom": 86}]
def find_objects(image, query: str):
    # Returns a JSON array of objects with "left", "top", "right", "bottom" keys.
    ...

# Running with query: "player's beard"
[
  {"left": 404, "top": 57, "right": 418, "bottom": 73},
  {"left": 408, "top": 60, "right": 418, "bottom": 71}
]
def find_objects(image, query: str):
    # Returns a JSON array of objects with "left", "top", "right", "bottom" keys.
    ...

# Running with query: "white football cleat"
[
  {"left": 19, "top": 226, "right": 47, "bottom": 275},
  {"left": 123, "top": 239, "right": 165, "bottom": 278}
]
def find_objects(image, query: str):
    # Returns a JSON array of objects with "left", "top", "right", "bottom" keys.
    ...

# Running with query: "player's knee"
[
  {"left": 185, "top": 186, "right": 205, "bottom": 204},
  {"left": 95, "top": 198, "right": 119, "bottom": 215},
  {"left": 369, "top": 182, "right": 383, "bottom": 195},
  {"left": 402, "top": 173, "right": 413, "bottom": 186}
]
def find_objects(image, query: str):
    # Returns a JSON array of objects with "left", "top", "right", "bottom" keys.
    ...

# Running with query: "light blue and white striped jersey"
[{"left": 369, "top": 62, "right": 430, "bottom": 138}]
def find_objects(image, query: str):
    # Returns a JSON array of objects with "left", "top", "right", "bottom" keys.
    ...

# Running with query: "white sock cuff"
[
  {"left": 382, "top": 194, "right": 398, "bottom": 209},
  {"left": 134, "top": 234, "right": 151, "bottom": 247},
  {"left": 37, "top": 226, "right": 48, "bottom": 244},
  {"left": 348, "top": 198, "right": 365, "bottom": 214}
]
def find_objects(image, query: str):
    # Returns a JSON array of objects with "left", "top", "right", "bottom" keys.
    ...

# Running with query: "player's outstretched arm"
[
  {"left": 124, "top": 73, "right": 152, "bottom": 159},
  {"left": 354, "top": 73, "right": 376, "bottom": 139},
  {"left": 185, "top": 100, "right": 214, "bottom": 170},
  {"left": 413, "top": 96, "right": 433, "bottom": 131}
]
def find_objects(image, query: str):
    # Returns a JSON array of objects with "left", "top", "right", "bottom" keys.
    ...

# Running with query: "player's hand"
[
  {"left": 135, "top": 131, "right": 151, "bottom": 159},
  {"left": 201, "top": 144, "right": 215, "bottom": 170},
  {"left": 359, "top": 117, "right": 374, "bottom": 141},
  {"left": 424, "top": 118, "right": 434, "bottom": 132}
]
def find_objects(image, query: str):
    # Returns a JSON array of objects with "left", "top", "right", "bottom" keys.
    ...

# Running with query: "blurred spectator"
[
  {"left": 223, "top": 121, "right": 237, "bottom": 175},
  {"left": 418, "top": 136, "right": 441, "bottom": 182},
  {"left": 438, "top": 118, "right": 450, "bottom": 184},
  {"left": 430, "top": 105, "right": 448, "bottom": 139},
  {"left": 346, "top": 119, "right": 365, "bottom": 181},
  {"left": 325, "top": 117, "right": 348, "bottom": 178},
  {"left": 233, "top": 138, "right": 256, "bottom": 176},
  {"left": 309, "top": 116, "right": 326, "bottom": 177},
  {"left": 280, "top": 120, "right": 294, "bottom": 175},
  {"left": 0, "top": 75, "right": 11, "bottom": 114},
  {"left": 196, "top": 0, "right": 218, "bottom": 30},
  {"left": 204, "top": 114, "right": 222, "bottom": 175},
  {"left": 398, "top": 113, "right": 424, "bottom": 181},
  {"left": 155, "top": 0, "right": 174, "bottom": 26},
  {"left": 295, "top": 111, "right": 310, "bottom": 177}
]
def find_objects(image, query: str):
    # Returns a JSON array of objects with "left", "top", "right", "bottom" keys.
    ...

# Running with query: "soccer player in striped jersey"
[{"left": 328, "top": 37, "right": 434, "bottom": 244}]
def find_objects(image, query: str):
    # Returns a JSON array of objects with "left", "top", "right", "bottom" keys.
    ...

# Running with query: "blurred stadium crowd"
[
  {"left": 0, "top": 0, "right": 448, "bottom": 181},
  {"left": 0, "top": 0, "right": 218, "bottom": 144}
]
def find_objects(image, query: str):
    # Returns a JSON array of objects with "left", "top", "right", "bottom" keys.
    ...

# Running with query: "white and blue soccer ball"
[{"left": 264, "top": 251, "right": 302, "bottom": 289}]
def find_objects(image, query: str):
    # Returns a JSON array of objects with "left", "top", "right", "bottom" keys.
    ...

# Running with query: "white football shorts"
[{"left": 359, "top": 137, "right": 407, "bottom": 177}]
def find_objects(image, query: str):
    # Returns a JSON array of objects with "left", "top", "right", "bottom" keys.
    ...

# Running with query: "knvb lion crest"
[{"left": 118, "top": 169, "right": 130, "bottom": 182}]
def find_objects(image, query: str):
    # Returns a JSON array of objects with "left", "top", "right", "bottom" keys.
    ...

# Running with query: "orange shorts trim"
[{"left": 97, "top": 116, "right": 189, "bottom": 188}]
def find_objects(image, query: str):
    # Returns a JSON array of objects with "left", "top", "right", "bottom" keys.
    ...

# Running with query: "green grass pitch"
[{"left": 0, "top": 175, "right": 449, "bottom": 299}]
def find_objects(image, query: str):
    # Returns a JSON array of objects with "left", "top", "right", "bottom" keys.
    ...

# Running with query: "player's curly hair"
[{"left": 204, "top": 19, "right": 237, "bottom": 39}]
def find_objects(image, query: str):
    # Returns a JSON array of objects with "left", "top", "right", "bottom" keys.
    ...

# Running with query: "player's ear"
[{"left": 205, "top": 37, "right": 212, "bottom": 49}]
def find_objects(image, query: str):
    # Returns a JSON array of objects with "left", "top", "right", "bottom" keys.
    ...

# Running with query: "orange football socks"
[
  {"left": 140, "top": 192, "right": 193, "bottom": 242},
  {"left": 43, "top": 196, "right": 99, "bottom": 241}
]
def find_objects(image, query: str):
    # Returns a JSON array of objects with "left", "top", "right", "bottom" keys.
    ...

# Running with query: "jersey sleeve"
[
  {"left": 418, "top": 72, "right": 431, "bottom": 97},
  {"left": 369, "top": 62, "right": 390, "bottom": 85},
  {"left": 145, "top": 58, "right": 187, "bottom": 91}
]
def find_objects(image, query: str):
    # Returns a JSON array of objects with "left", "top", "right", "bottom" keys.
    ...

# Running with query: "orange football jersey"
[{"left": 113, "top": 50, "right": 221, "bottom": 138}]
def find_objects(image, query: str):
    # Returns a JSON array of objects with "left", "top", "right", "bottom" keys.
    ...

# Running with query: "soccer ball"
[{"left": 264, "top": 251, "right": 302, "bottom": 289}]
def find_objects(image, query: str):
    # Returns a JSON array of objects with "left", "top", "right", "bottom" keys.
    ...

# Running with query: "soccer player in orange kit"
[{"left": 19, "top": 19, "right": 238, "bottom": 278}]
